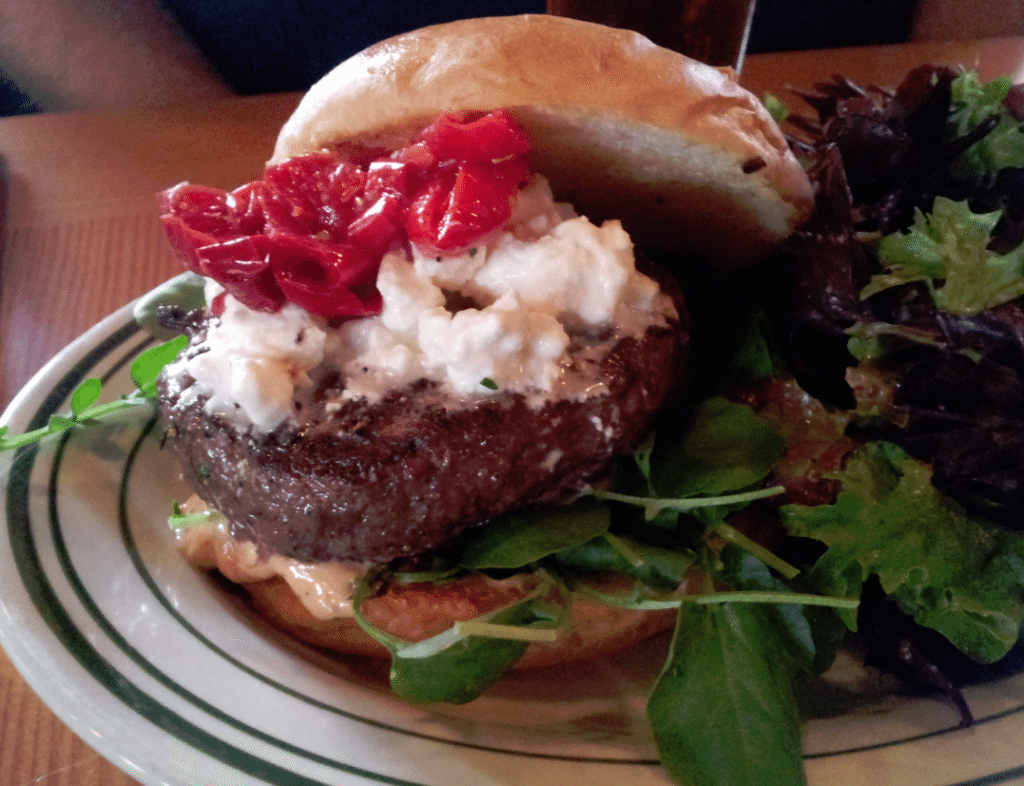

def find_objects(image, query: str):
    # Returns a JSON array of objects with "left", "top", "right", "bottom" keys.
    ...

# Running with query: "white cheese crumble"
[
  {"left": 170, "top": 176, "right": 675, "bottom": 432},
  {"left": 165, "top": 285, "right": 327, "bottom": 431}
]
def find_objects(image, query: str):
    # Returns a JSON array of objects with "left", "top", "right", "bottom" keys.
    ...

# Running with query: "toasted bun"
[
  {"left": 245, "top": 575, "right": 676, "bottom": 670},
  {"left": 271, "top": 14, "right": 812, "bottom": 268}
]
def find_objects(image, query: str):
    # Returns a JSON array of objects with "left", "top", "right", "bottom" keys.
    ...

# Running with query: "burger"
[
  {"left": 1, "top": 13, "right": 1018, "bottom": 786},
  {"left": 137, "top": 13, "right": 826, "bottom": 784},
  {"left": 153, "top": 11, "right": 811, "bottom": 683},
  {"left": 142, "top": 13, "right": 1024, "bottom": 786}
]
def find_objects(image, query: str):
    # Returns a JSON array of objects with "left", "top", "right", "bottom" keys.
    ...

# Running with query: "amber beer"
[{"left": 546, "top": 0, "right": 756, "bottom": 70}]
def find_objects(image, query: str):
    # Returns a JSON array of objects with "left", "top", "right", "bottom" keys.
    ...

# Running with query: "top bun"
[{"left": 272, "top": 14, "right": 812, "bottom": 268}]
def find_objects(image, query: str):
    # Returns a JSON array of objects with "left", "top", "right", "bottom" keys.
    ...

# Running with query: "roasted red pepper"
[{"left": 159, "top": 110, "right": 532, "bottom": 319}]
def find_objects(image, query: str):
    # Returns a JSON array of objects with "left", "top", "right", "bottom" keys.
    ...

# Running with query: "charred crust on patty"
[{"left": 158, "top": 261, "right": 688, "bottom": 564}]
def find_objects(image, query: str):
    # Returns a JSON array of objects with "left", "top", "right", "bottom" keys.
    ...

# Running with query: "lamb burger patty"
[{"left": 158, "top": 284, "right": 688, "bottom": 564}]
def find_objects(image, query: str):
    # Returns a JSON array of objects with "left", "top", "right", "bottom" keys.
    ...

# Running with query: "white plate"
[{"left": 1, "top": 300, "right": 1023, "bottom": 786}]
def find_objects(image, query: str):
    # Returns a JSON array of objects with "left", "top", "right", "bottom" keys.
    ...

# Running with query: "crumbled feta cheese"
[
  {"left": 418, "top": 291, "right": 570, "bottom": 394},
  {"left": 177, "top": 174, "right": 674, "bottom": 431},
  {"left": 378, "top": 252, "right": 445, "bottom": 333},
  {"left": 171, "top": 292, "right": 327, "bottom": 431},
  {"left": 467, "top": 216, "right": 635, "bottom": 327}
]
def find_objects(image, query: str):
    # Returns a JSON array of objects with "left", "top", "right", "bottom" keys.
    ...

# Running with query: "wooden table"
[{"left": 1, "top": 35, "right": 1022, "bottom": 786}]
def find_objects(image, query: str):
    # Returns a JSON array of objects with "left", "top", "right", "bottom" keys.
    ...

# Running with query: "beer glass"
[{"left": 546, "top": 0, "right": 757, "bottom": 71}]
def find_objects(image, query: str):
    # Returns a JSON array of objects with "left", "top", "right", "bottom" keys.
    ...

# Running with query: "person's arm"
[{"left": 0, "top": 0, "right": 233, "bottom": 112}]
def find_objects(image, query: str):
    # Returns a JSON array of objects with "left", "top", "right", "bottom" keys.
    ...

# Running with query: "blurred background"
[{"left": 0, "top": 0, "right": 1020, "bottom": 116}]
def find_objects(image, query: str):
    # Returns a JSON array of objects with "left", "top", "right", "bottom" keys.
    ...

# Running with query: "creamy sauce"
[
  {"left": 165, "top": 175, "right": 675, "bottom": 432},
  {"left": 174, "top": 499, "right": 361, "bottom": 621}
]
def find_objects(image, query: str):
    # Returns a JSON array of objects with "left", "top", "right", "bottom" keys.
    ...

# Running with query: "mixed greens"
[
  {"left": 347, "top": 393, "right": 858, "bottom": 786},
  {"left": 344, "top": 65, "right": 1024, "bottom": 784},
  {"left": 7, "top": 64, "right": 1024, "bottom": 786}
]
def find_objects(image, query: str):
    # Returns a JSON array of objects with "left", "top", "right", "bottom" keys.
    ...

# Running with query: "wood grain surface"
[{"left": 0, "top": 38, "right": 1022, "bottom": 786}]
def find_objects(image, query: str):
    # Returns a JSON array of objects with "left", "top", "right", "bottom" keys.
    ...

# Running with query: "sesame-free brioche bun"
[
  {"left": 185, "top": 523, "right": 678, "bottom": 670},
  {"left": 246, "top": 575, "right": 677, "bottom": 670},
  {"left": 271, "top": 14, "right": 813, "bottom": 268}
]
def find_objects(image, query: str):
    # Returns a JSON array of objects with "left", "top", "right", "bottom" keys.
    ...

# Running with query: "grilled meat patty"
[{"left": 157, "top": 271, "right": 688, "bottom": 565}]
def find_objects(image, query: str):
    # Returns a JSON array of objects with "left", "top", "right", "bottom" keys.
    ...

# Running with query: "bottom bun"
[{"left": 245, "top": 573, "right": 677, "bottom": 670}]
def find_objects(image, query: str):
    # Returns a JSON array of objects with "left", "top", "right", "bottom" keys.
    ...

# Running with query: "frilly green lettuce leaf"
[
  {"left": 780, "top": 441, "right": 1024, "bottom": 663},
  {"left": 950, "top": 71, "right": 1024, "bottom": 172},
  {"left": 863, "top": 197, "right": 1024, "bottom": 316}
]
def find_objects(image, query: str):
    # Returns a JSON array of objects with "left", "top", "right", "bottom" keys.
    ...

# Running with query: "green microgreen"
[
  {"left": 0, "top": 335, "right": 187, "bottom": 451},
  {"left": 352, "top": 568, "right": 568, "bottom": 704},
  {"left": 715, "top": 521, "right": 800, "bottom": 580},
  {"left": 570, "top": 578, "right": 856, "bottom": 613},
  {"left": 588, "top": 485, "right": 785, "bottom": 521},
  {"left": 453, "top": 619, "right": 560, "bottom": 642},
  {"left": 601, "top": 531, "right": 645, "bottom": 568},
  {"left": 686, "top": 591, "right": 859, "bottom": 610},
  {"left": 167, "top": 500, "right": 225, "bottom": 529},
  {"left": 762, "top": 92, "right": 790, "bottom": 124},
  {"left": 648, "top": 602, "right": 807, "bottom": 786}
]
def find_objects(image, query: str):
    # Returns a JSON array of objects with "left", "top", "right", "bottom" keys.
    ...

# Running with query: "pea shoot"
[{"left": 0, "top": 335, "right": 187, "bottom": 451}]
